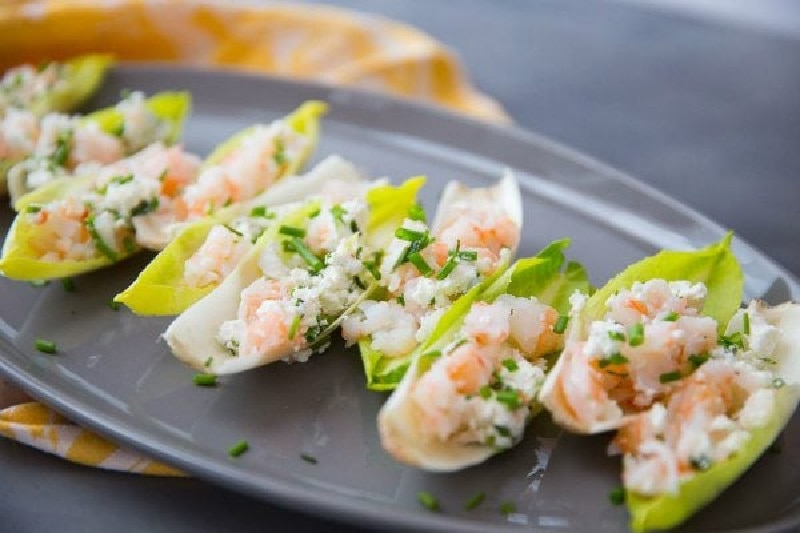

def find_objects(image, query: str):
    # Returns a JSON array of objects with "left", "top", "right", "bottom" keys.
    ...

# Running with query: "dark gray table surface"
[{"left": 2, "top": 1, "right": 799, "bottom": 532}]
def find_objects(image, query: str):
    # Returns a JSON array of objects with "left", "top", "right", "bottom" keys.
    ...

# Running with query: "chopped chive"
[
  {"left": 118, "top": 235, "right": 135, "bottom": 256},
  {"left": 553, "top": 315, "right": 569, "bottom": 334},
  {"left": 609, "top": 487, "right": 626, "bottom": 505},
  {"left": 300, "top": 453, "right": 318, "bottom": 464},
  {"left": 408, "top": 252, "right": 433, "bottom": 276},
  {"left": 659, "top": 371, "right": 682, "bottom": 384},
  {"left": 288, "top": 314, "right": 301, "bottom": 340},
  {"left": 272, "top": 137, "right": 287, "bottom": 166},
  {"left": 465, "top": 491, "right": 486, "bottom": 511},
  {"left": 330, "top": 204, "right": 347, "bottom": 225},
  {"left": 350, "top": 220, "right": 359, "bottom": 233},
  {"left": 436, "top": 256, "right": 457, "bottom": 280},
  {"left": 773, "top": 377, "right": 786, "bottom": 389},
  {"left": 396, "top": 294, "right": 405, "bottom": 305},
  {"left": 688, "top": 353, "right": 709, "bottom": 370},
  {"left": 494, "top": 425, "right": 512, "bottom": 437},
  {"left": 395, "top": 227, "right": 426, "bottom": 242},
  {"left": 495, "top": 390, "right": 522, "bottom": 410},
  {"left": 222, "top": 198, "right": 233, "bottom": 208},
  {"left": 308, "top": 207, "right": 321, "bottom": 219},
  {"left": 61, "top": 278, "right": 77, "bottom": 292},
  {"left": 34, "top": 339, "right": 57, "bottom": 354},
  {"left": 290, "top": 237, "right": 324, "bottom": 272},
  {"left": 628, "top": 323, "right": 645, "bottom": 346},
  {"left": 108, "top": 300, "right": 121, "bottom": 311},
  {"left": 228, "top": 440, "right": 249, "bottom": 458},
  {"left": 743, "top": 312, "right": 751, "bottom": 335},
  {"left": 417, "top": 491, "right": 439, "bottom": 512},
  {"left": 29, "top": 280, "right": 50, "bottom": 288},
  {"left": 499, "top": 501, "right": 516, "bottom": 515},
  {"left": 457, "top": 250, "right": 478, "bottom": 261},
  {"left": 663, "top": 311, "right": 680, "bottom": 322},
  {"left": 502, "top": 359, "right": 519, "bottom": 372},
  {"left": 249, "top": 205, "right": 270, "bottom": 218},
  {"left": 193, "top": 373, "right": 218, "bottom": 387},
  {"left": 479, "top": 385, "right": 492, "bottom": 399},
  {"left": 690, "top": 455, "right": 713, "bottom": 471},
  {"left": 25, "top": 205, "right": 42, "bottom": 213},
  {"left": 223, "top": 224, "right": 243, "bottom": 237},
  {"left": 719, "top": 331, "right": 745, "bottom": 351},
  {"left": 279, "top": 225, "right": 306, "bottom": 238},
  {"left": 408, "top": 203, "right": 426, "bottom": 222},
  {"left": 157, "top": 169, "right": 168, "bottom": 182},
  {"left": 52, "top": 130, "right": 72, "bottom": 167},
  {"left": 761, "top": 357, "right": 778, "bottom": 365},
  {"left": 84, "top": 214, "right": 118, "bottom": 261},
  {"left": 353, "top": 276, "right": 366, "bottom": 290},
  {"left": 605, "top": 370, "right": 629, "bottom": 378},
  {"left": 608, "top": 330, "right": 626, "bottom": 342},
  {"left": 130, "top": 197, "right": 159, "bottom": 217},
  {"left": 485, "top": 435, "right": 497, "bottom": 447},
  {"left": 204, "top": 357, "right": 213, "bottom": 368},
  {"left": 363, "top": 261, "right": 381, "bottom": 281},
  {"left": 598, "top": 352, "right": 628, "bottom": 368},
  {"left": 109, "top": 174, "right": 134, "bottom": 186}
]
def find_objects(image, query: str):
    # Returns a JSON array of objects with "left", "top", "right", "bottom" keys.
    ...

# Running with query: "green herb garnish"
[
  {"left": 464, "top": 491, "right": 486, "bottom": 511},
  {"left": 502, "top": 359, "right": 518, "bottom": 372},
  {"left": 34, "top": 339, "right": 57, "bottom": 354},
  {"left": 688, "top": 353, "right": 709, "bottom": 370},
  {"left": 553, "top": 315, "right": 569, "bottom": 334},
  {"left": 663, "top": 311, "right": 680, "bottom": 322},
  {"left": 609, "top": 487, "right": 626, "bottom": 505},
  {"left": 628, "top": 323, "right": 645, "bottom": 346},
  {"left": 193, "top": 373, "right": 218, "bottom": 387},
  {"left": 417, "top": 491, "right": 439, "bottom": 512},
  {"left": 500, "top": 501, "right": 516, "bottom": 515},
  {"left": 743, "top": 312, "right": 751, "bottom": 335},
  {"left": 228, "top": 440, "right": 249, "bottom": 458},
  {"left": 84, "top": 214, "right": 118, "bottom": 261},
  {"left": 408, "top": 252, "right": 433, "bottom": 276},
  {"left": 598, "top": 352, "right": 628, "bottom": 368},
  {"left": 495, "top": 390, "right": 522, "bottom": 410},
  {"left": 300, "top": 453, "right": 318, "bottom": 464},
  {"left": 279, "top": 225, "right": 306, "bottom": 238},
  {"left": 659, "top": 371, "right": 682, "bottom": 384}
]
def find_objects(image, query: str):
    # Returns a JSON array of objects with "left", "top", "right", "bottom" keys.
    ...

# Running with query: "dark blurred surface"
[{"left": 3, "top": 1, "right": 799, "bottom": 532}]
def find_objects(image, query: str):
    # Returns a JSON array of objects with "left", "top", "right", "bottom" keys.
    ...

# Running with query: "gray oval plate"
[{"left": 1, "top": 66, "right": 798, "bottom": 532}]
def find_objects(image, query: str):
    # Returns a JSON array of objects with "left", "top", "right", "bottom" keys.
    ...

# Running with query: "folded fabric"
[
  {"left": 0, "top": 0, "right": 509, "bottom": 122},
  {"left": 0, "top": 1, "right": 509, "bottom": 474}
]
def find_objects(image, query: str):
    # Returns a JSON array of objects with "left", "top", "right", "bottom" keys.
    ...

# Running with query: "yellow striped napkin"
[{"left": 0, "top": 0, "right": 508, "bottom": 475}]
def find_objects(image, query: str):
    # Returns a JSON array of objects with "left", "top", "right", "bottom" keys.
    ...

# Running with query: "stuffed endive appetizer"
[
  {"left": 378, "top": 240, "right": 592, "bottom": 471},
  {"left": 114, "top": 155, "right": 365, "bottom": 315},
  {"left": 538, "top": 234, "right": 800, "bottom": 532},
  {"left": 0, "top": 54, "right": 112, "bottom": 118},
  {"left": 164, "top": 176, "right": 425, "bottom": 374},
  {"left": 4, "top": 91, "right": 191, "bottom": 202},
  {"left": 0, "top": 101, "right": 326, "bottom": 281},
  {"left": 342, "top": 171, "right": 523, "bottom": 390}
]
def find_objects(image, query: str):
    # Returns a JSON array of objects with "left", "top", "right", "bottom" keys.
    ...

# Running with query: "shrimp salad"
[
  {"left": 23, "top": 143, "right": 202, "bottom": 262},
  {"left": 5, "top": 91, "right": 179, "bottom": 196},
  {"left": 0, "top": 62, "right": 71, "bottom": 115},
  {"left": 183, "top": 175, "right": 377, "bottom": 290},
  {"left": 407, "top": 295, "right": 559, "bottom": 449},
  {"left": 342, "top": 207, "right": 519, "bottom": 356}
]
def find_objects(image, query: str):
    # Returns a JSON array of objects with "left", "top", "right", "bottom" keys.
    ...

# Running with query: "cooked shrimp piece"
[
  {"left": 183, "top": 225, "right": 251, "bottom": 288},
  {"left": 0, "top": 109, "right": 39, "bottom": 159},
  {"left": 181, "top": 122, "right": 309, "bottom": 218}
]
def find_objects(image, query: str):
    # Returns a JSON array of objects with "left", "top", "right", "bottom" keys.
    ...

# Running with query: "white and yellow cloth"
[{"left": 0, "top": 0, "right": 508, "bottom": 475}]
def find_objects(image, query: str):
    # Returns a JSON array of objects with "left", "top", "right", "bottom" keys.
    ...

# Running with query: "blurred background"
[{"left": 295, "top": 0, "right": 800, "bottom": 278}]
